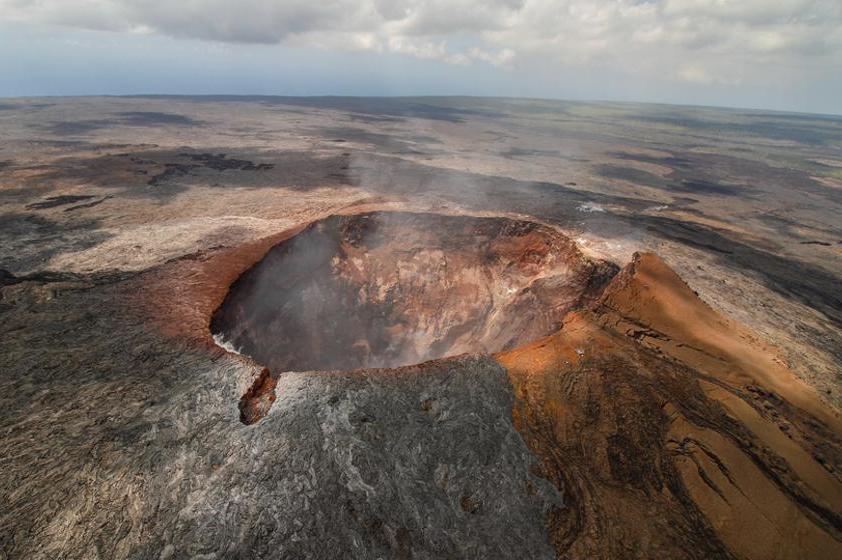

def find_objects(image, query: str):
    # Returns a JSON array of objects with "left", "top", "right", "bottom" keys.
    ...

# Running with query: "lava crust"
[{"left": 211, "top": 211, "right": 617, "bottom": 373}]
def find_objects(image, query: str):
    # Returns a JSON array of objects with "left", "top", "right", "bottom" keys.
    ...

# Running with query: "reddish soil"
[{"left": 497, "top": 253, "right": 842, "bottom": 559}]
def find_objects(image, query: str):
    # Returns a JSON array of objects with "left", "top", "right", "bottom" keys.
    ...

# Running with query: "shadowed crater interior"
[{"left": 212, "top": 211, "right": 618, "bottom": 380}]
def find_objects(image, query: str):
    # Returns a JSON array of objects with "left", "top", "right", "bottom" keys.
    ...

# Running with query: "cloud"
[
  {"left": 1, "top": 0, "right": 840, "bottom": 82},
  {"left": 677, "top": 64, "right": 713, "bottom": 85},
  {"left": 676, "top": 64, "right": 740, "bottom": 86},
  {"left": 0, "top": 1, "right": 375, "bottom": 43}
]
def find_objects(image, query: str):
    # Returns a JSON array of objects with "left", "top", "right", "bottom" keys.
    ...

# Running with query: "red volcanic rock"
[
  {"left": 239, "top": 368, "right": 277, "bottom": 425},
  {"left": 497, "top": 252, "right": 842, "bottom": 559}
]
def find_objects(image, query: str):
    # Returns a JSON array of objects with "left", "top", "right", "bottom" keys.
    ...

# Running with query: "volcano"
[{"left": 201, "top": 213, "right": 842, "bottom": 557}]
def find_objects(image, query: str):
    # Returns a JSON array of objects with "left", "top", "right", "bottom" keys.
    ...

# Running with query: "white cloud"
[
  {"left": 1, "top": 0, "right": 840, "bottom": 85},
  {"left": 469, "top": 47, "right": 516, "bottom": 67},
  {"left": 676, "top": 64, "right": 740, "bottom": 86}
]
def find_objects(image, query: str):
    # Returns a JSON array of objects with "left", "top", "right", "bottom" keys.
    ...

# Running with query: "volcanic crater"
[{"left": 211, "top": 211, "right": 617, "bottom": 422}]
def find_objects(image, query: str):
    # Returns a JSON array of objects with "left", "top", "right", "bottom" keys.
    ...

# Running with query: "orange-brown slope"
[
  {"left": 125, "top": 224, "right": 306, "bottom": 349},
  {"left": 497, "top": 252, "right": 842, "bottom": 560}
]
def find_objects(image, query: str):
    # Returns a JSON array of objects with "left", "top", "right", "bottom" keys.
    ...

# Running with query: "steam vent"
[{"left": 212, "top": 211, "right": 616, "bottom": 373}]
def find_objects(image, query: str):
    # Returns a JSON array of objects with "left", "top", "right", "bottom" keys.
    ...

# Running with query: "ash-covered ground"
[{"left": 1, "top": 96, "right": 841, "bottom": 559}]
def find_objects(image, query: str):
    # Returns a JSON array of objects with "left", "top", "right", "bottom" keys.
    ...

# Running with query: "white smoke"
[{"left": 212, "top": 332, "right": 244, "bottom": 356}]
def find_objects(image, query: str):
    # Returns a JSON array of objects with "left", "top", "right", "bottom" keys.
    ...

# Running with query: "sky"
[{"left": 1, "top": 0, "right": 841, "bottom": 114}]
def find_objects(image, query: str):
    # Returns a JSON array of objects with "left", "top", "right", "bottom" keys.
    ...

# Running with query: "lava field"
[{"left": 2, "top": 96, "right": 841, "bottom": 560}]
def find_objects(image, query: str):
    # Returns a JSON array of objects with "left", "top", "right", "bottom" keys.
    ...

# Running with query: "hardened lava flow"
[{"left": 210, "top": 211, "right": 618, "bottom": 424}]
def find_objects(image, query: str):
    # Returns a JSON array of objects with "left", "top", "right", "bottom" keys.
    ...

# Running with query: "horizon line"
[{"left": 1, "top": 92, "right": 841, "bottom": 119}]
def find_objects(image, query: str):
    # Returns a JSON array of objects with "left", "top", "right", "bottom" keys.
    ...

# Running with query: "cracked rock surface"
[{"left": 0, "top": 274, "right": 560, "bottom": 559}]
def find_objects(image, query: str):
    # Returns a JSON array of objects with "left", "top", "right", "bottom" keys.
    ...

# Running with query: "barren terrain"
[{"left": 1, "top": 96, "right": 841, "bottom": 559}]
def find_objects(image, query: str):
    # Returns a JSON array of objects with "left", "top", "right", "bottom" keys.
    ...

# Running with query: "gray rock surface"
[{"left": 0, "top": 276, "right": 560, "bottom": 559}]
